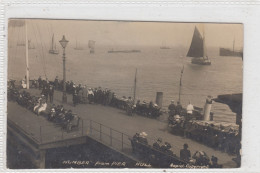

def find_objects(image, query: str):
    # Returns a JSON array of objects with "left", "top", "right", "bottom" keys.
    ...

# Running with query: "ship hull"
[
  {"left": 191, "top": 57, "right": 211, "bottom": 65},
  {"left": 219, "top": 48, "right": 243, "bottom": 57},
  {"left": 107, "top": 50, "right": 141, "bottom": 53},
  {"left": 49, "top": 50, "right": 59, "bottom": 54}
]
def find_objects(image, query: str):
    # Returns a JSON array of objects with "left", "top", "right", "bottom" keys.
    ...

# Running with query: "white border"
[{"left": 1, "top": 0, "right": 260, "bottom": 172}]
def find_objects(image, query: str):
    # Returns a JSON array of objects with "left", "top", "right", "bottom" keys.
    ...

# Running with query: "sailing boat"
[
  {"left": 74, "top": 39, "right": 83, "bottom": 50},
  {"left": 49, "top": 34, "right": 59, "bottom": 54},
  {"left": 187, "top": 26, "right": 211, "bottom": 65},
  {"left": 88, "top": 40, "right": 95, "bottom": 54},
  {"left": 28, "top": 39, "right": 35, "bottom": 49}
]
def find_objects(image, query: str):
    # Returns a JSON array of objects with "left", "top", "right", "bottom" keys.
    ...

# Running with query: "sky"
[{"left": 8, "top": 19, "right": 243, "bottom": 49}]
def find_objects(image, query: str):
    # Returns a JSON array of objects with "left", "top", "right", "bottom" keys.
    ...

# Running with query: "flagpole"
[
  {"left": 133, "top": 68, "right": 137, "bottom": 103},
  {"left": 25, "top": 20, "right": 29, "bottom": 89},
  {"left": 178, "top": 66, "right": 184, "bottom": 103}
]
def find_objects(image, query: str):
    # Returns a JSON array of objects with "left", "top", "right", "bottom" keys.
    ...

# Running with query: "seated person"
[
  {"left": 37, "top": 99, "right": 47, "bottom": 115},
  {"left": 48, "top": 108, "right": 56, "bottom": 121},
  {"left": 138, "top": 132, "right": 148, "bottom": 145},
  {"left": 153, "top": 138, "right": 162, "bottom": 150},
  {"left": 161, "top": 142, "right": 175, "bottom": 156},
  {"left": 192, "top": 151, "right": 210, "bottom": 166},
  {"left": 133, "top": 133, "right": 140, "bottom": 143}
]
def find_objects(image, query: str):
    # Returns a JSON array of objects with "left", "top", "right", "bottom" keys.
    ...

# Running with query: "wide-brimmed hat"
[{"left": 140, "top": 132, "right": 148, "bottom": 137}]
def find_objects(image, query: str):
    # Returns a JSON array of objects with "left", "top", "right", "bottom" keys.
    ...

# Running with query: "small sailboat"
[
  {"left": 74, "top": 39, "right": 83, "bottom": 50},
  {"left": 49, "top": 34, "right": 59, "bottom": 54},
  {"left": 187, "top": 26, "right": 211, "bottom": 65},
  {"left": 88, "top": 40, "right": 95, "bottom": 54}
]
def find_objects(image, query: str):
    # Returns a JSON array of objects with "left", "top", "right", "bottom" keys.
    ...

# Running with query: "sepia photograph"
[{"left": 7, "top": 19, "right": 243, "bottom": 169}]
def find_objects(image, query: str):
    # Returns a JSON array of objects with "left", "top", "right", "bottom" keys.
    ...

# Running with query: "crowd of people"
[
  {"left": 28, "top": 76, "right": 162, "bottom": 118},
  {"left": 166, "top": 99, "right": 240, "bottom": 155},
  {"left": 8, "top": 84, "right": 80, "bottom": 132},
  {"left": 131, "top": 132, "right": 222, "bottom": 168}
]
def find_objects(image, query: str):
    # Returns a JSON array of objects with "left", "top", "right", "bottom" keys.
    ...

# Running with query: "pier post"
[
  {"left": 81, "top": 119, "right": 83, "bottom": 136},
  {"left": 90, "top": 120, "right": 92, "bottom": 135},
  {"left": 100, "top": 124, "right": 102, "bottom": 141},
  {"left": 110, "top": 128, "right": 112, "bottom": 146},
  {"left": 155, "top": 92, "right": 163, "bottom": 107},
  {"left": 37, "top": 150, "right": 46, "bottom": 168},
  {"left": 40, "top": 126, "right": 42, "bottom": 143},
  {"left": 203, "top": 96, "right": 213, "bottom": 121},
  {"left": 121, "top": 133, "right": 124, "bottom": 151}
]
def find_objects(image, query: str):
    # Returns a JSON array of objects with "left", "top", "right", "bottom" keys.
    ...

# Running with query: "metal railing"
[
  {"left": 37, "top": 118, "right": 132, "bottom": 154},
  {"left": 87, "top": 119, "right": 132, "bottom": 153}
]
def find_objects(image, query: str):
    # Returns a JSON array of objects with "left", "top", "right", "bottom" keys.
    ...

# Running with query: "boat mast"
[
  {"left": 133, "top": 68, "right": 137, "bottom": 103},
  {"left": 233, "top": 38, "right": 235, "bottom": 53},
  {"left": 178, "top": 65, "right": 184, "bottom": 103},
  {"left": 52, "top": 34, "right": 54, "bottom": 50},
  {"left": 25, "top": 20, "right": 29, "bottom": 89},
  {"left": 203, "top": 29, "right": 207, "bottom": 59}
]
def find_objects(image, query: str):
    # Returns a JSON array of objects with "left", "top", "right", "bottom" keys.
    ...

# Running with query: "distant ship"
[
  {"left": 88, "top": 40, "right": 95, "bottom": 54},
  {"left": 107, "top": 49, "right": 141, "bottom": 53},
  {"left": 160, "top": 46, "right": 171, "bottom": 49},
  {"left": 17, "top": 42, "right": 25, "bottom": 46},
  {"left": 187, "top": 26, "right": 211, "bottom": 65},
  {"left": 74, "top": 40, "right": 83, "bottom": 50},
  {"left": 28, "top": 40, "right": 35, "bottom": 49},
  {"left": 49, "top": 34, "right": 59, "bottom": 54},
  {"left": 219, "top": 39, "right": 243, "bottom": 57}
]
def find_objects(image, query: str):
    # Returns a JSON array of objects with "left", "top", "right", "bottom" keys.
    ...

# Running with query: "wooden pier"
[{"left": 7, "top": 89, "right": 237, "bottom": 168}]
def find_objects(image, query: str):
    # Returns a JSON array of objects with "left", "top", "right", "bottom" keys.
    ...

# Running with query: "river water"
[{"left": 8, "top": 45, "right": 243, "bottom": 124}]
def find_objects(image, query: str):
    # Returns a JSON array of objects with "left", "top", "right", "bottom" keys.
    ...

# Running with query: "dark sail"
[{"left": 187, "top": 27, "right": 204, "bottom": 58}]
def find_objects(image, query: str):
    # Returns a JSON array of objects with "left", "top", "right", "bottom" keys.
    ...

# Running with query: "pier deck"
[{"left": 7, "top": 88, "right": 237, "bottom": 168}]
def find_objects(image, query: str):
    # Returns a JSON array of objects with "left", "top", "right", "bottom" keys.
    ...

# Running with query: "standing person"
[
  {"left": 49, "top": 84, "right": 54, "bottom": 103},
  {"left": 180, "top": 143, "right": 191, "bottom": 162},
  {"left": 88, "top": 88, "right": 94, "bottom": 104},
  {"left": 82, "top": 85, "right": 88, "bottom": 103},
  {"left": 168, "top": 100, "right": 176, "bottom": 116},
  {"left": 54, "top": 76, "right": 59, "bottom": 89},
  {"left": 176, "top": 101, "right": 183, "bottom": 115},
  {"left": 41, "top": 86, "right": 49, "bottom": 102},
  {"left": 38, "top": 76, "right": 42, "bottom": 89},
  {"left": 72, "top": 85, "right": 78, "bottom": 107},
  {"left": 186, "top": 101, "right": 194, "bottom": 120}
]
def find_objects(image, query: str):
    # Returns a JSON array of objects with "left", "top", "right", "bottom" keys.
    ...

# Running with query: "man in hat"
[
  {"left": 180, "top": 143, "right": 191, "bottom": 162},
  {"left": 176, "top": 101, "right": 183, "bottom": 115}
]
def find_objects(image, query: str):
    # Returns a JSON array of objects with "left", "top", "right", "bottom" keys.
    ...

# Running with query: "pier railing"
[{"left": 38, "top": 118, "right": 132, "bottom": 154}]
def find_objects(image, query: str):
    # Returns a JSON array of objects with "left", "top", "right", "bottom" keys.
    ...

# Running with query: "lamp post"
[{"left": 59, "top": 35, "right": 69, "bottom": 103}]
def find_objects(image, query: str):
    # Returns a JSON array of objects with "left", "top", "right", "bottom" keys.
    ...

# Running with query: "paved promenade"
[{"left": 7, "top": 88, "right": 237, "bottom": 168}]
